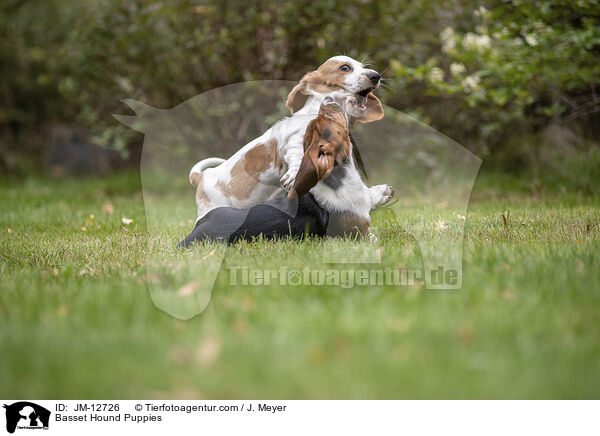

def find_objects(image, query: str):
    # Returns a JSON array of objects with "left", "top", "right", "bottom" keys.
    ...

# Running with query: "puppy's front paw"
[
  {"left": 280, "top": 167, "right": 298, "bottom": 191},
  {"left": 370, "top": 184, "right": 394, "bottom": 209}
]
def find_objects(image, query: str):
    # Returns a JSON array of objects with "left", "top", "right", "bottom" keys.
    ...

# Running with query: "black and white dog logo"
[{"left": 3, "top": 402, "right": 50, "bottom": 434}]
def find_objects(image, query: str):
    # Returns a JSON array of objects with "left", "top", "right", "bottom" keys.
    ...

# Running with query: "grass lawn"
[{"left": 1, "top": 171, "right": 599, "bottom": 399}]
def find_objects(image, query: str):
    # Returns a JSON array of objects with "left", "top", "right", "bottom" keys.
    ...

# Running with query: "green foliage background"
[{"left": 2, "top": 0, "right": 599, "bottom": 178}]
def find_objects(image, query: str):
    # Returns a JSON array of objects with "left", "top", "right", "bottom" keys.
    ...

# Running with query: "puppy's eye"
[{"left": 339, "top": 65, "right": 351, "bottom": 72}]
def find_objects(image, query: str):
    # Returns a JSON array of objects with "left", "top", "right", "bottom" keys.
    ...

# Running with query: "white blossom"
[
  {"left": 461, "top": 75, "right": 481, "bottom": 92},
  {"left": 428, "top": 67, "right": 444, "bottom": 83},
  {"left": 524, "top": 33, "right": 538, "bottom": 46},
  {"left": 474, "top": 5, "right": 489, "bottom": 17},
  {"left": 450, "top": 62, "right": 466, "bottom": 76},
  {"left": 440, "top": 27, "right": 457, "bottom": 53},
  {"left": 492, "top": 26, "right": 510, "bottom": 40},
  {"left": 463, "top": 32, "right": 491, "bottom": 50}
]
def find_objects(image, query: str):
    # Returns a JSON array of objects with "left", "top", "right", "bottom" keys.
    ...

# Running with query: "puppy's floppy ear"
[
  {"left": 286, "top": 77, "right": 310, "bottom": 114},
  {"left": 288, "top": 119, "right": 335, "bottom": 199},
  {"left": 286, "top": 70, "right": 326, "bottom": 114},
  {"left": 289, "top": 143, "right": 335, "bottom": 199},
  {"left": 358, "top": 93, "right": 384, "bottom": 123}
]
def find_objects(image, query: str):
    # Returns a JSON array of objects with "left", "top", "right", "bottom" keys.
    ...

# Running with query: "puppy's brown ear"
[
  {"left": 341, "top": 132, "right": 352, "bottom": 159},
  {"left": 288, "top": 145, "right": 319, "bottom": 199},
  {"left": 358, "top": 93, "right": 384, "bottom": 123},
  {"left": 288, "top": 143, "right": 335, "bottom": 199},
  {"left": 286, "top": 79, "right": 309, "bottom": 114}
]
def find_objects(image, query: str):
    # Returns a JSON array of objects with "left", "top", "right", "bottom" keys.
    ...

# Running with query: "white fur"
[{"left": 311, "top": 150, "right": 393, "bottom": 221}]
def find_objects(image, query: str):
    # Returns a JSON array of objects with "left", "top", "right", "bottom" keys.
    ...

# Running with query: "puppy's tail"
[{"left": 189, "top": 157, "right": 226, "bottom": 186}]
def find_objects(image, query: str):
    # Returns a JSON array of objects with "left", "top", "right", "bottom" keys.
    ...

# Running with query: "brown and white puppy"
[
  {"left": 189, "top": 55, "right": 392, "bottom": 223},
  {"left": 179, "top": 98, "right": 384, "bottom": 247}
]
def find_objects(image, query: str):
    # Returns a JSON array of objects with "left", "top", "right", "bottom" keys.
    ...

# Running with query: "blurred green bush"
[{"left": 1, "top": 0, "right": 599, "bottom": 180}]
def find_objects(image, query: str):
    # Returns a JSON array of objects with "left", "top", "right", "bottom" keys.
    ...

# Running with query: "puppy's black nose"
[{"left": 367, "top": 71, "right": 381, "bottom": 85}]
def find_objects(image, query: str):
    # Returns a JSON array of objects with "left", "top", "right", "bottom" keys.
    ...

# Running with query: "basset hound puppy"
[
  {"left": 179, "top": 98, "right": 384, "bottom": 246},
  {"left": 289, "top": 97, "right": 352, "bottom": 199},
  {"left": 188, "top": 55, "right": 393, "bottom": 223}
]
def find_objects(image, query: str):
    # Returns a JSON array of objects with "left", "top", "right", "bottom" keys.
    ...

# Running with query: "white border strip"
[{"left": 1, "top": 400, "right": 597, "bottom": 435}]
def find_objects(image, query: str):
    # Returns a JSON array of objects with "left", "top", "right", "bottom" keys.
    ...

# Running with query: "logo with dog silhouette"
[{"left": 3, "top": 402, "right": 50, "bottom": 434}]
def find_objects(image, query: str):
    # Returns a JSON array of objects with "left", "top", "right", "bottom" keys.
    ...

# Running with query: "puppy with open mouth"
[
  {"left": 188, "top": 55, "right": 392, "bottom": 224},
  {"left": 179, "top": 97, "right": 388, "bottom": 246}
]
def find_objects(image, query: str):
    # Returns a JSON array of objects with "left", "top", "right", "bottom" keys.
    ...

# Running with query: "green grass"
[{"left": 1, "top": 171, "right": 599, "bottom": 399}]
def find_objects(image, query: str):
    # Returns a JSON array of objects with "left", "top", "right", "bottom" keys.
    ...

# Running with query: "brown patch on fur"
[
  {"left": 194, "top": 172, "right": 211, "bottom": 210},
  {"left": 217, "top": 139, "right": 281, "bottom": 200},
  {"left": 190, "top": 172, "right": 202, "bottom": 186},
  {"left": 327, "top": 213, "right": 370, "bottom": 238},
  {"left": 267, "top": 139, "right": 284, "bottom": 171},
  {"left": 286, "top": 60, "right": 348, "bottom": 113},
  {"left": 244, "top": 139, "right": 280, "bottom": 175},
  {"left": 308, "top": 60, "right": 348, "bottom": 89},
  {"left": 216, "top": 161, "right": 256, "bottom": 200}
]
